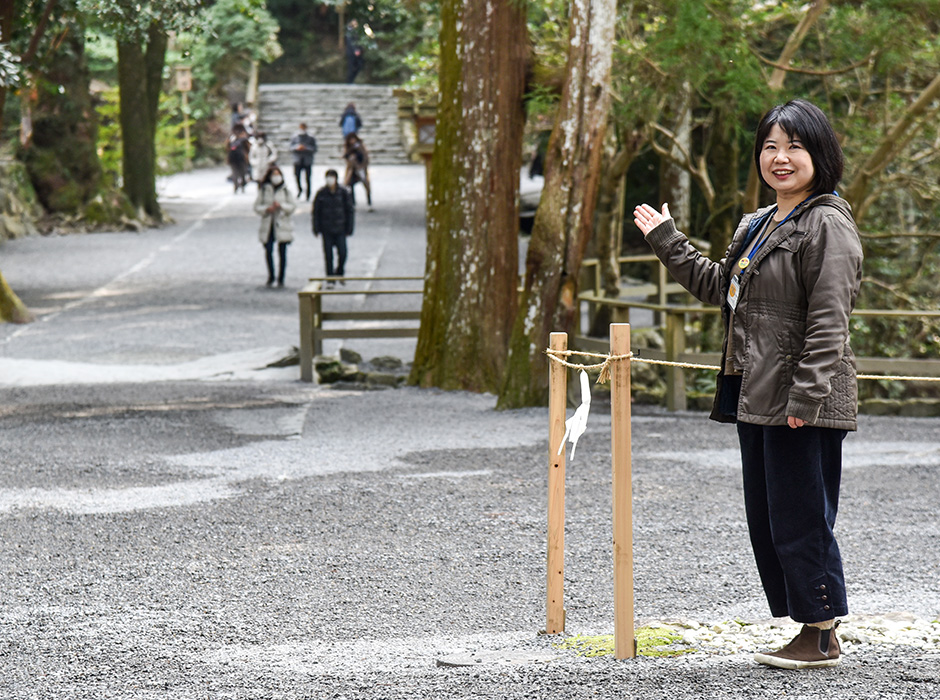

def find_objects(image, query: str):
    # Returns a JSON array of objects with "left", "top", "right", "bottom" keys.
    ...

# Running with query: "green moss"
[
  {"left": 81, "top": 190, "right": 135, "bottom": 227},
  {"left": 553, "top": 625, "right": 696, "bottom": 658}
]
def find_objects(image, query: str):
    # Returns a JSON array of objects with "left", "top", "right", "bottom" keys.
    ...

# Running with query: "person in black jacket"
[
  {"left": 312, "top": 169, "right": 355, "bottom": 285},
  {"left": 289, "top": 123, "right": 318, "bottom": 200},
  {"left": 345, "top": 20, "right": 364, "bottom": 84}
]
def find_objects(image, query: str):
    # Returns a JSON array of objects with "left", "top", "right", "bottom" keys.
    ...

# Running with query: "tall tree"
[
  {"left": 408, "top": 0, "right": 528, "bottom": 393},
  {"left": 116, "top": 24, "right": 166, "bottom": 220},
  {"left": 498, "top": 0, "right": 616, "bottom": 408},
  {"left": 84, "top": 0, "right": 200, "bottom": 221}
]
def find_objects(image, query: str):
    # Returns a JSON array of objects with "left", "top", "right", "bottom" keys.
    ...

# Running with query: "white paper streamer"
[{"left": 557, "top": 369, "right": 591, "bottom": 460}]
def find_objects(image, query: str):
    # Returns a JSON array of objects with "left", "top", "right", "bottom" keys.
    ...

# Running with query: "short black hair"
[
  {"left": 754, "top": 99, "right": 844, "bottom": 196},
  {"left": 325, "top": 169, "right": 338, "bottom": 179},
  {"left": 261, "top": 165, "right": 282, "bottom": 185}
]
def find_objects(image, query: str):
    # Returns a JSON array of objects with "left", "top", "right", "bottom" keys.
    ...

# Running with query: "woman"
[
  {"left": 343, "top": 132, "right": 372, "bottom": 211},
  {"left": 339, "top": 102, "right": 363, "bottom": 139},
  {"left": 634, "top": 99, "right": 863, "bottom": 670},
  {"left": 248, "top": 132, "right": 278, "bottom": 182},
  {"left": 253, "top": 165, "right": 296, "bottom": 287},
  {"left": 227, "top": 124, "right": 251, "bottom": 193}
]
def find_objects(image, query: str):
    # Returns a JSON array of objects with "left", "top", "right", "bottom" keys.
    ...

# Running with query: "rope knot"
[{"left": 544, "top": 348, "right": 633, "bottom": 384}]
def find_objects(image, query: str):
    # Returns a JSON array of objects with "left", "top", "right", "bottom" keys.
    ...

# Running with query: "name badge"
[{"left": 727, "top": 274, "right": 741, "bottom": 312}]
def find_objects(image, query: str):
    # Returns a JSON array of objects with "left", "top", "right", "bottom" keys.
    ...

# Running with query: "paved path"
[
  {"left": 0, "top": 168, "right": 939, "bottom": 699},
  {"left": 1, "top": 162, "right": 427, "bottom": 378}
]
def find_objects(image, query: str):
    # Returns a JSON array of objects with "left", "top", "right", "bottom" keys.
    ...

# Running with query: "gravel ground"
[
  {"left": 1, "top": 167, "right": 938, "bottom": 698},
  {"left": 1, "top": 384, "right": 938, "bottom": 699}
]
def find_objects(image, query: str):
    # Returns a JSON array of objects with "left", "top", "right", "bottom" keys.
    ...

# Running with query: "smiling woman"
[{"left": 633, "top": 98, "right": 864, "bottom": 671}]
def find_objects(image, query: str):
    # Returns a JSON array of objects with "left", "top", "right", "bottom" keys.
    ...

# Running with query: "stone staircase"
[{"left": 255, "top": 84, "right": 412, "bottom": 166}]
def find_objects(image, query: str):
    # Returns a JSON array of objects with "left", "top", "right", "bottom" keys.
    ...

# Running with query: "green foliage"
[
  {"left": 0, "top": 43, "right": 20, "bottom": 88},
  {"left": 263, "top": 0, "right": 434, "bottom": 84},
  {"left": 95, "top": 86, "right": 123, "bottom": 188},
  {"left": 178, "top": 0, "right": 282, "bottom": 96},
  {"left": 80, "top": 0, "right": 203, "bottom": 40},
  {"left": 401, "top": 6, "right": 440, "bottom": 101},
  {"left": 96, "top": 85, "right": 195, "bottom": 181}
]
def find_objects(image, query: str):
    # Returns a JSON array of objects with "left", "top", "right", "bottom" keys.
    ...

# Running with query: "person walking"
[
  {"left": 227, "top": 124, "right": 251, "bottom": 193},
  {"left": 342, "top": 133, "right": 372, "bottom": 211},
  {"left": 340, "top": 103, "right": 362, "bottom": 139},
  {"left": 248, "top": 132, "right": 278, "bottom": 182},
  {"left": 289, "top": 123, "right": 317, "bottom": 201},
  {"left": 633, "top": 99, "right": 863, "bottom": 670},
  {"left": 345, "top": 20, "right": 364, "bottom": 84},
  {"left": 254, "top": 165, "right": 296, "bottom": 288},
  {"left": 312, "top": 169, "right": 355, "bottom": 285}
]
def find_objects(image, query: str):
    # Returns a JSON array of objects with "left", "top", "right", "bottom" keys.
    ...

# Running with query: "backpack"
[{"left": 342, "top": 114, "right": 358, "bottom": 137}]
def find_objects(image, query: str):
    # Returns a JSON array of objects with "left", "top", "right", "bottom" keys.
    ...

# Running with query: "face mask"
[
  {"left": 271, "top": 175, "right": 283, "bottom": 186},
  {"left": 326, "top": 176, "right": 337, "bottom": 186}
]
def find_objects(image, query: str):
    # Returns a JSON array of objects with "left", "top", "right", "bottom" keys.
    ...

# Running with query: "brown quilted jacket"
[{"left": 644, "top": 195, "right": 864, "bottom": 430}]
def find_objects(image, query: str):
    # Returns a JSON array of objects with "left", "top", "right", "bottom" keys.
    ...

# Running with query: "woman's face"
[{"left": 759, "top": 123, "right": 816, "bottom": 201}]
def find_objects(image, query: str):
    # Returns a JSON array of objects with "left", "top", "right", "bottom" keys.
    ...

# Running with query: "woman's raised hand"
[{"left": 633, "top": 203, "right": 672, "bottom": 236}]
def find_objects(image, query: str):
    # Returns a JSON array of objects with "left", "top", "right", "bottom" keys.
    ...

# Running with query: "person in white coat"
[
  {"left": 253, "top": 165, "right": 296, "bottom": 287},
  {"left": 248, "top": 132, "right": 278, "bottom": 182}
]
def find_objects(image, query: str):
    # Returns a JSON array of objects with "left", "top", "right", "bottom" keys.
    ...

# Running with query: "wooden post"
[
  {"left": 298, "top": 285, "right": 315, "bottom": 382},
  {"left": 664, "top": 310, "right": 687, "bottom": 412},
  {"left": 610, "top": 323, "right": 635, "bottom": 659},
  {"left": 546, "top": 332, "right": 567, "bottom": 634},
  {"left": 312, "top": 290, "right": 324, "bottom": 358}
]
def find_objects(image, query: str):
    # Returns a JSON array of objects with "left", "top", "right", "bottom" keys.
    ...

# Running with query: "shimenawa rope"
[{"left": 544, "top": 348, "right": 940, "bottom": 383}]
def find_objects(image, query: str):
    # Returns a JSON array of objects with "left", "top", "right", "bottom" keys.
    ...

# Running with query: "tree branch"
[
  {"left": 767, "top": 0, "right": 830, "bottom": 90},
  {"left": 648, "top": 122, "right": 715, "bottom": 209},
  {"left": 21, "top": 0, "right": 59, "bottom": 65},
  {"left": 753, "top": 49, "right": 873, "bottom": 79},
  {"left": 860, "top": 232, "right": 940, "bottom": 240},
  {"left": 844, "top": 72, "right": 940, "bottom": 219}
]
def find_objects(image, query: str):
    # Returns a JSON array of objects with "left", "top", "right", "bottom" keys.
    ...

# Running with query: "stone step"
[{"left": 255, "top": 84, "right": 412, "bottom": 165}]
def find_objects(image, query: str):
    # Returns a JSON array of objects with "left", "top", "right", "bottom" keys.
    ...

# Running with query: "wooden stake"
[
  {"left": 610, "top": 323, "right": 635, "bottom": 658},
  {"left": 546, "top": 332, "right": 567, "bottom": 634}
]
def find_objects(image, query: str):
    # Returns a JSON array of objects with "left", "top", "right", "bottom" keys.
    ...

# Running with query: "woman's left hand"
[{"left": 787, "top": 416, "right": 806, "bottom": 429}]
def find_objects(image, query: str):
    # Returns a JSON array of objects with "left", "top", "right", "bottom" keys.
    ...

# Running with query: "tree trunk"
[
  {"left": 588, "top": 138, "right": 638, "bottom": 337},
  {"left": 117, "top": 24, "right": 167, "bottom": 221},
  {"left": 0, "top": 270, "right": 33, "bottom": 324},
  {"left": 498, "top": 0, "right": 616, "bottom": 408},
  {"left": 408, "top": 0, "right": 528, "bottom": 393},
  {"left": 660, "top": 85, "right": 692, "bottom": 233},
  {"left": 20, "top": 20, "right": 103, "bottom": 214}
]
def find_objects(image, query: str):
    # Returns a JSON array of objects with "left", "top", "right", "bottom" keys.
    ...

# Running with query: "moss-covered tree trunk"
[
  {"left": 20, "top": 20, "right": 103, "bottom": 214},
  {"left": 498, "top": 0, "right": 616, "bottom": 408},
  {"left": 408, "top": 0, "right": 528, "bottom": 393},
  {"left": 0, "top": 270, "right": 33, "bottom": 323},
  {"left": 117, "top": 24, "right": 167, "bottom": 221}
]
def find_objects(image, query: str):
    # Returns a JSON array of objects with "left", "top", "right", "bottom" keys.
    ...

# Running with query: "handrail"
[
  {"left": 577, "top": 291, "right": 940, "bottom": 411},
  {"left": 298, "top": 279, "right": 423, "bottom": 382}
]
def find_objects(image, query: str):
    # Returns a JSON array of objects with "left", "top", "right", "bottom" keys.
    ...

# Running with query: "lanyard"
[{"left": 736, "top": 197, "right": 810, "bottom": 271}]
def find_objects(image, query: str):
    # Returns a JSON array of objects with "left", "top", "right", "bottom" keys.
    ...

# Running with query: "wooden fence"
[
  {"left": 576, "top": 292, "right": 940, "bottom": 412},
  {"left": 298, "top": 277, "right": 423, "bottom": 382}
]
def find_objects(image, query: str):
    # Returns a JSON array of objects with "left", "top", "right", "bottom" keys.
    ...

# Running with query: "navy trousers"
[
  {"left": 321, "top": 233, "right": 347, "bottom": 277},
  {"left": 264, "top": 230, "right": 288, "bottom": 285},
  {"left": 737, "top": 421, "right": 849, "bottom": 623}
]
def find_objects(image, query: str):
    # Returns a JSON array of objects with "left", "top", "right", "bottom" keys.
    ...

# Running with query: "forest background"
[{"left": 0, "top": 0, "right": 938, "bottom": 409}]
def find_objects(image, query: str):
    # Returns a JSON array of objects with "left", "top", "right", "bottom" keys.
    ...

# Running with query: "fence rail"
[
  {"left": 577, "top": 292, "right": 940, "bottom": 411},
  {"left": 298, "top": 277, "right": 423, "bottom": 382}
]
